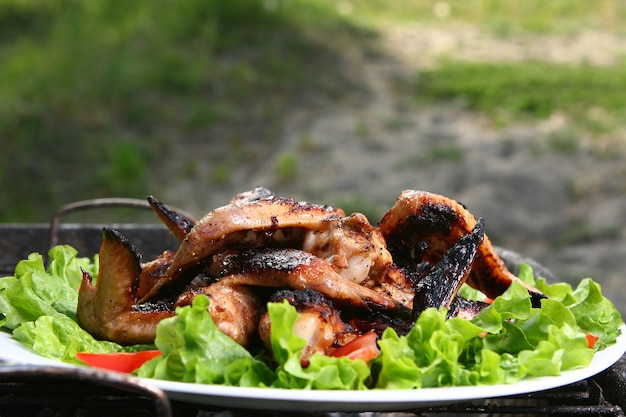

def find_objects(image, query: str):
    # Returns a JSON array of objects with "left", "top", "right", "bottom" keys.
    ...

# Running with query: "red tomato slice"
[
  {"left": 586, "top": 333, "right": 599, "bottom": 349},
  {"left": 331, "top": 332, "right": 380, "bottom": 362},
  {"left": 76, "top": 350, "right": 162, "bottom": 373}
]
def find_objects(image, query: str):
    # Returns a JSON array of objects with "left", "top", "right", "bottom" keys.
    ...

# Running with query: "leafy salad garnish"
[{"left": 0, "top": 245, "right": 623, "bottom": 389}]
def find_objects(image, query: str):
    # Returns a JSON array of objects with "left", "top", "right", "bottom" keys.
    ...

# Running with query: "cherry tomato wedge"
[
  {"left": 332, "top": 332, "right": 380, "bottom": 362},
  {"left": 76, "top": 350, "right": 162, "bottom": 373},
  {"left": 586, "top": 333, "right": 599, "bottom": 349}
]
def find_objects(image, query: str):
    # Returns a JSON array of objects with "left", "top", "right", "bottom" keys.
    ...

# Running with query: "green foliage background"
[{"left": 1, "top": 0, "right": 625, "bottom": 221}]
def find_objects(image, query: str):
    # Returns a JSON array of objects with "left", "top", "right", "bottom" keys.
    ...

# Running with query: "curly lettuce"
[
  {"left": 265, "top": 300, "right": 372, "bottom": 389},
  {"left": 0, "top": 246, "right": 623, "bottom": 389},
  {"left": 136, "top": 295, "right": 274, "bottom": 387}
]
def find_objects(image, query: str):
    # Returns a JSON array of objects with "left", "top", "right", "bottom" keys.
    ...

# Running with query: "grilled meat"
[
  {"left": 302, "top": 212, "right": 393, "bottom": 284},
  {"left": 78, "top": 229, "right": 262, "bottom": 346},
  {"left": 76, "top": 188, "right": 543, "bottom": 355},
  {"left": 379, "top": 190, "right": 544, "bottom": 304},
  {"left": 258, "top": 289, "right": 352, "bottom": 365},
  {"left": 135, "top": 250, "right": 176, "bottom": 301},
  {"left": 214, "top": 248, "right": 410, "bottom": 316},
  {"left": 176, "top": 279, "right": 262, "bottom": 347},
  {"left": 141, "top": 194, "right": 346, "bottom": 302},
  {"left": 168, "top": 194, "right": 345, "bottom": 278},
  {"left": 147, "top": 195, "right": 196, "bottom": 242},
  {"left": 412, "top": 217, "right": 484, "bottom": 317},
  {"left": 77, "top": 228, "right": 174, "bottom": 344}
]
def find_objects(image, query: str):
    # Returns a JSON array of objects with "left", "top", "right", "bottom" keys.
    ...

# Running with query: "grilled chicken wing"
[
  {"left": 302, "top": 212, "right": 393, "bottom": 284},
  {"left": 77, "top": 228, "right": 175, "bottom": 344},
  {"left": 412, "top": 217, "right": 484, "bottom": 317},
  {"left": 259, "top": 289, "right": 353, "bottom": 365},
  {"left": 215, "top": 248, "right": 410, "bottom": 316},
  {"left": 176, "top": 279, "right": 262, "bottom": 347},
  {"left": 379, "top": 190, "right": 544, "bottom": 303},
  {"left": 141, "top": 194, "right": 346, "bottom": 301},
  {"left": 147, "top": 195, "right": 196, "bottom": 241},
  {"left": 78, "top": 228, "right": 262, "bottom": 346}
]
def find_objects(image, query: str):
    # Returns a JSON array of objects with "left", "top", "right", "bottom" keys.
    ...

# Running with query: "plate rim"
[{"left": 0, "top": 326, "right": 624, "bottom": 412}]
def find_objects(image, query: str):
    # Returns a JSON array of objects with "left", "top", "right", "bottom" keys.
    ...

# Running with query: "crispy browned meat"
[
  {"left": 258, "top": 289, "right": 352, "bottom": 365},
  {"left": 78, "top": 229, "right": 262, "bottom": 346},
  {"left": 360, "top": 266, "right": 417, "bottom": 311},
  {"left": 171, "top": 194, "right": 346, "bottom": 277},
  {"left": 77, "top": 188, "right": 544, "bottom": 350},
  {"left": 140, "top": 195, "right": 347, "bottom": 302},
  {"left": 215, "top": 248, "right": 410, "bottom": 316},
  {"left": 302, "top": 212, "right": 393, "bottom": 284},
  {"left": 147, "top": 195, "right": 195, "bottom": 242},
  {"left": 76, "top": 229, "right": 174, "bottom": 344},
  {"left": 412, "top": 217, "right": 484, "bottom": 316},
  {"left": 176, "top": 280, "right": 262, "bottom": 347},
  {"left": 379, "top": 190, "right": 544, "bottom": 303},
  {"left": 135, "top": 250, "right": 176, "bottom": 301}
]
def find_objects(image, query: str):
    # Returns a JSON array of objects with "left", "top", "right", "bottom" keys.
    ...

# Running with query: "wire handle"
[{"left": 48, "top": 197, "right": 196, "bottom": 250}]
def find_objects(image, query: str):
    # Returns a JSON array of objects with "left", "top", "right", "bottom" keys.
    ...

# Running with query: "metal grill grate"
[
  {"left": 0, "top": 365, "right": 172, "bottom": 417},
  {"left": 4, "top": 372, "right": 622, "bottom": 417}
]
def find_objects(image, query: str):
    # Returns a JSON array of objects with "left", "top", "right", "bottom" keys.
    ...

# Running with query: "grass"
[
  {"left": 328, "top": 0, "right": 626, "bottom": 35},
  {"left": 0, "top": 0, "right": 361, "bottom": 221},
  {"left": 2, "top": 0, "right": 626, "bottom": 222},
  {"left": 416, "top": 59, "right": 626, "bottom": 132},
  {"left": 275, "top": 153, "right": 298, "bottom": 183}
]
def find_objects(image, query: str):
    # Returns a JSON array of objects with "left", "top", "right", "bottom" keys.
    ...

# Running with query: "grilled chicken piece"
[
  {"left": 215, "top": 248, "right": 411, "bottom": 317},
  {"left": 170, "top": 194, "right": 346, "bottom": 277},
  {"left": 301, "top": 210, "right": 418, "bottom": 311},
  {"left": 302, "top": 212, "right": 393, "bottom": 284},
  {"left": 447, "top": 296, "right": 490, "bottom": 320},
  {"left": 141, "top": 194, "right": 347, "bottom": 301},
  {"left": 147, "top": 195, "right": 196, "bottom": 241},
  {"left": 412, "top": 217, "right": 484, "bottom": 317},
  {"left": 77, "top": 228, "right": 174, "bottom": 344},
  {"left": 135, "top": 250, "right": 177, "bottom": 301},
  {"left": 229, "top": 186, "right": 276, "bottom": 204},
  {"left": 258, "top": 289, "right": 352, "bottom": 366},
  {"left": 78, "top": 228, "right": 263, "bottom": 346},
  {"left": 175, "top": 279, "right": 262, "bottom": 347},
  {"left": 379, "top": 190, "right": 544, "bottom": 303},
  {"left": 361, "top": 266, "right": 417, "bottom": 311}
]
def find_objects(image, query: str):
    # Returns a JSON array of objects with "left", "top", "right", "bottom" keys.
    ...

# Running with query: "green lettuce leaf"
[
  {"left": 0, "top": 246, "right": 95, "bottom": 329},
  {"left": 136, "top": 295, "right": 274, "bottom": 387},
  {"left": 13, "top": 315, "right": 124, "bottom": 364},
  {"left": 373, "top": 308, "right": 514, "bottom": 388},
  {"left": 267, "top": 300, "right": 371, "bottom": 390},
  {"left": 537, "top": 277, "right": 623, "bottom": 349},
  {"left": 473, "top": 280, "right": 597, "bottom": 378},
  {"left": 0, "top": 248, "right": 623, "bottom": 390}
]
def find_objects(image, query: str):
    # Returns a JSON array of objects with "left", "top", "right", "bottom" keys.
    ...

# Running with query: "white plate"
[{"left": 0, "top": 328, "right": 624, "bottom": 412}]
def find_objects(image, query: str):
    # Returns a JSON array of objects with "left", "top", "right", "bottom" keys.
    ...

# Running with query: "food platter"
[
  {"left": 1, "top": 190, "right": 625, "bottom": 411},
  {"left": 1, "top": 327, "right": 624, "bottom": 412}
]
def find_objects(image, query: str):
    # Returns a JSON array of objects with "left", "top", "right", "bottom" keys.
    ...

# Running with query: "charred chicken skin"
[
  {"left": 378, "top": 190, "right": 544, "bottom": 304},
  {"left": 175, "top": 279, "right": 262, "bottom": 347},
  {"left": 77, "top": 228, "right": 175, "bottom": 345},
  {"left": 214, "top": 248, "right": 408, "bottom": 315},
  {"left": 258, "top": 289, "right": 353, "bottom": 366},
  {"left": 139, "top": 193, "right": 346, "bottom": 302},
  {"left": 76, "top": 188, "right": 544, "bottom": 365}
]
